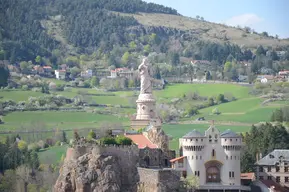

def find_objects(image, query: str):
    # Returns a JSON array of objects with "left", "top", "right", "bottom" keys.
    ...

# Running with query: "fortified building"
[{"left": 170, "top": 123, "right": 251, "bottom": 192}]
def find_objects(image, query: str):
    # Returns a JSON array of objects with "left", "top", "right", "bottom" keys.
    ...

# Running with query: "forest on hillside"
[{"left": 1, "top": 0, "right": 289, "bottom": 84}]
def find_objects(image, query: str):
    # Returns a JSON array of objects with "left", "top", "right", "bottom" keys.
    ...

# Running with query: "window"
[
  {"left": 229, "top": 172, "right": 231, "bottom": 178},
  {"left": 195, "top": 171, "right": 200, "bottom": 176},
  {"left": 230, "top": 139, "right": 232, "bottom": 141},
  {"left": 267, "top": 166, "right": 271, "bottom": 172},
  {"left": 285, "top": 167, "right": 288, "bottom": 172},
  {"left": 259, "top": 176, "right": 264, "bottom": 180},
  {"left": 268, "top": 176, "right": 272, "bottom": 180},
  {"left": 276, "top": 176, "right": 280, "bottom": 183},
  {"left": 232, "top": 172, "right": 234, "bottom": 178},
  {"left": 225, "top": 139, "right": 227, "bottom": 141},
  {"left": 226, "top": 155, "right": 228, "bottom": 160},
  {"left": 229, "top": 171, "right": 234, "bottom": 178},
  {"left": 259, "top": 166, "right": 263, "bottom": 172},
  {"left": 212, "top": 149, "right": 215, "bottom": 157},
  {"left": 234, "top": 156, "right": 236, "bottom": 160},
  {"left": 276, "top": 166, "right": 280, "bottom": 172},
  {"left": 230, "top": 156, "right": 232, "bottom": 160},
  {"left": 190, "top": 139, "right": 192, "bottom": 141},
  {"left": 196, "top": 156, "right": 198, "bottom": 160},
  {"left": 196, "top": 139, "right": 198, "bottom": 142},
  {"left": 236, "top": 139, "right": 238, "bottom": 141},
  {"left": 201, "top": 139, "right": 203, "bottom": 142},
  {"left": 200, "top": 156, "right": 202, "bottom": 160},
  {"left": 285, "top": 177, "right": 289, "bottom": 183},
  {"left": 192, "top": 156, "right": 193, "bottom": 159}
]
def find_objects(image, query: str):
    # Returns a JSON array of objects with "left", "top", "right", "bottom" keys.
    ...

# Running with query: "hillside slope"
[
  {"left": 118, "top": 12, "right": 289, "bottom": 48},
  {"left": 0, "top": 0, "right": 288, "bottom": 66}
]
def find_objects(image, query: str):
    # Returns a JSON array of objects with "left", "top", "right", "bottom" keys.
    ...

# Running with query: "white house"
[
  {"left": 170, "top": 124, "right": 250, "bottom": 191},
  {"left": 55, "top": 70, "right": 66, "bottom": 80}
]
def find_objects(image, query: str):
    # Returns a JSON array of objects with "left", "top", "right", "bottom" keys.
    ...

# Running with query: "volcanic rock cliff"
[{"left": 54, "top": 145, "right": 140, "bottom": 192}]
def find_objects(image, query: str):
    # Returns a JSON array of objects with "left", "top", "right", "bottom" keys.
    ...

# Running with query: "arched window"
[{"left": 212, "top": 149, "right": 215, "bottom": 157}]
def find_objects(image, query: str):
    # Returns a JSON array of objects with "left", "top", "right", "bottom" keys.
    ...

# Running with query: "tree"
[
  {"left": 216, "top": 94, "right": 225, "bottom": 103},
  {"left": 90, "top": 76, "right": 99, "bottom": 87},
  {"left": 256, "top": 45, "right": 266, "bottom": 56},
  {"left": 87, "top": 130, "right": 96, "bottom": 141},
  {"left": 144, "top": 45, "right": 151, "bottom": 54},
  {"left": 100, "top": 137, "right": 117, "bottom": 145},
  {"left": 35, "top": 56, "right": 42, "bottom": 64},
  {"left": 169, "top": 52, "right": 180, "bottom": 66},
  {"left": 116, "top": 136, "right": 132, "bottom": 145},
  {"left": 74, "top": 130, "right": 80, "bottom": 141},
  {"left": 196, "top": 15, "right": 200, "bottom": 20},
  {"left": 0, "top": 63, "right": 10, "bottom": 87},
  {"left": 180, "top": 175, "right": 199, "bottom": 192},
  {"left": 62, "top": 131, "right": 67, "bottom": 143},
  {"left": 18, "top": 140, "right": 28, "bottom": 151},
  {"left": 121, "top": 51, "right": 130, "bottom": 65},
  {"left": 223, "top": 61, "right": 232, "bottom": 72},
  {"left": 0, "top": 169, "right": 16, "bottom": 192},
  {"left": 261, "top": 31, "right": 269, "bottom": 37}
]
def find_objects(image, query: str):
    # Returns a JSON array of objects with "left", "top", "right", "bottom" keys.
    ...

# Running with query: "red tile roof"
[
  {"left": 170, "top": 156, "right": 185, "bottom": 163},
  {"left": 260, "top": 180, "right": 289, "bottom": 192},
  {"left": 125, "top": 134, "right": 158, "bottom": 149},
  {"left": 43, "top": 66, "right": 52, "bottom": 69},
  {"left": 240, "top": 172, "right": 255, "bottom": 180}
]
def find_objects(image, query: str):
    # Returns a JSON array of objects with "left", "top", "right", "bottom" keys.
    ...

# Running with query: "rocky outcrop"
[
  {"left": 54, "top": 153, "right": 121, "bottom": 192},
  {"left": 54, "top": 144, "right": 140, "bottom": 192},
  {"left": 147, "top": 126, "right": 169, "bottom": 151}
]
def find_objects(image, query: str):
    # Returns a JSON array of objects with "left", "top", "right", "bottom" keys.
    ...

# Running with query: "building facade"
[
  {"left": 170, "top": 125, "right": 250, "bottom": 191},
  {"left": 255, "top": 149, "right": 289, "bottom": 187},
  {"left": 55, "top": 70, "right": 66, "bottom": 79}
]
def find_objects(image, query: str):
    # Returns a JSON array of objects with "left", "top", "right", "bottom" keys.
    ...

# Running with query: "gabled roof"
[
  {"left": 170, "top": 156, "right": 186, "bottom": 163},
  {"left": 259, "top": 180, "right": 289, "bottom": 192},
  {"left": 183, "top": 129, "right": 205, "bottom": 138},
  {"left": 256, "top": 149, "right": 289, "bottom": 165},
  {"left": 125, "top": 134, "right": 158, "bottom": 149},
  {"left": 220, "top": 129, "right": 240, "bottom": 138}
]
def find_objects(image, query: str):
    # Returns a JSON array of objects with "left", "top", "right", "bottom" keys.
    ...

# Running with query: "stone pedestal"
[{"left": 136, "top": 93, "right": 156, "bottom": 120}]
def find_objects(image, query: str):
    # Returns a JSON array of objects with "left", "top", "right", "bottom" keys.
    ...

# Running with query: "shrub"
[
  {"left": 186, "top": 106, "right": 199, "bottom": 116},
  {"left": 55, "top": 141, "right": 61, "bottom": 146},
  {"left": 18, "top": 140, "right": 28, "bottom": 151},
  {"left": 87, "top": 130, "right": 96, "bottom": 141},
  {"left": 28, "top": 143, "right": 41, "bottom": 152},
  {"left": 212, "top": 108, "right": 221, "bottom": 115},
  {"left": 116, "top": 136, "right": 132, "bottom": 145},
  {"left": 100, "top": 137, "right": 117, "bottom": 145},
  {"left": 22, "top": 85, "right": 29, "bottom": 90}
]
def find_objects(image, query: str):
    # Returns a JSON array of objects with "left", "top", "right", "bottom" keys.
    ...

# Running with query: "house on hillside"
[
  {"left": 32, "top": 65, "right": 44, "bottom": 74},
  {"left": 254, "top": 149, "right": 289, "bottom": 191},
  {"left": 55, "top": 70, "right": 66, "bottom": 80},
  {"left": 256, "top": 75, "right": 275, "bottom": 83},
  {"left": 109, "top": 68, "right": 134, "bottom": 79},
  {"left": 43, "top": 66, "right": 53, "bottom": 74},
  {"left": 191, "top": 60, "right": 211, "bottom": 66}
]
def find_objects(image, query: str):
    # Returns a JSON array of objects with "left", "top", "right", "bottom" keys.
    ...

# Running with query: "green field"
[
  {"left": 162, "top": 123, "right": 251, "bottom": 153},
  {"left": 0, "top": 111, "right": 128, "bottom": 130},
  {"left": 38, "top": 145, "right": 68, "bottom": 165}
]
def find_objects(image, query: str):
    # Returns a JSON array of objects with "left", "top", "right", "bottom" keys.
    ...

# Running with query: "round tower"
[
  {"left": 220, "top": 129, "right": 242, "bottom": 185},
  {"left": 136, "top": 93, "right": 156, "bottom": 120},
  {"left": 182, "top": 130, "right": 206, "bottom": 176}
]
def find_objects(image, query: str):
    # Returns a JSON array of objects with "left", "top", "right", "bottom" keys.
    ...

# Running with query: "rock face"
[
  {"left": 147, "top": 127, "right": 169, "bottom": 151},
  {"left": 54, "top": 153, "right": 121, "bottom": 192}
]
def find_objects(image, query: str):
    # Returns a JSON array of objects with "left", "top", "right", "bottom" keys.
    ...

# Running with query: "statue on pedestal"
[{"left": 138, "top": 57, "right": 152, "bottom": 94}]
